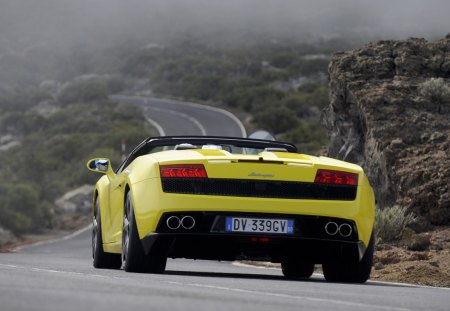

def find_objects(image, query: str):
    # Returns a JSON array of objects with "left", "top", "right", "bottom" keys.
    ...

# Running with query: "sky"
[{"left": 0, "top": 0, "right": 449, "bottom": 50}]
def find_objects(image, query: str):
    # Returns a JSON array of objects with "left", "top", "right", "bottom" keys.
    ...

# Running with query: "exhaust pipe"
[
  {"left": 166, "top": 216, "right": 181, "bottom": 230},
  {"left": 181, "top": 216, "right": 196, "bottom": 230},
  {"left": 324, "top": 222, "right": 339, "bottom": 236},
  {"left": 339, "top": 223, "right": 353, "bottom": 237}
]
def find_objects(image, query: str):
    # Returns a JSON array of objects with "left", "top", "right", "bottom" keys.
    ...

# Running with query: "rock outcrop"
[
  {"left": 0, "top": 226, "right": 16, "bottom": 247},
  {"left": 323, "top": 35, "right": 450, "bottom": 226},
  {"left": 54, "top": 185, "right": 92, "bottom": 216}
]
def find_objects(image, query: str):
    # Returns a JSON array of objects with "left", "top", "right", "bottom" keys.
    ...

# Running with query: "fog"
[{"left": 1, "top": 0, "right": 449, "bottom": 51}]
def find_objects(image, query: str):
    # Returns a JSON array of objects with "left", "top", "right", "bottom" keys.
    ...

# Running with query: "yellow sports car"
[{"left": 87, "top": 136, "right": 375, "bottom": 283}]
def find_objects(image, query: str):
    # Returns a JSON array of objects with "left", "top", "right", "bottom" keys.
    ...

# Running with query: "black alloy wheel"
[
  {"left": 92, "top": 197, "right": 121, "bottom": 269},
  {"left": 322, "top": 234, "right": 374, "bottom": 283},
  {"left": 122, "top": 192, "right": 167, "bottom": 273}
]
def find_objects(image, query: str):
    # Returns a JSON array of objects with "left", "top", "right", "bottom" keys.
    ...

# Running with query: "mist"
[{"left": 1, "top": 0, "right": 449, "bottom": 52}]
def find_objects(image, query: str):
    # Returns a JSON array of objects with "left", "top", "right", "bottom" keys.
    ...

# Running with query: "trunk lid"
[{"left": 153, "top": 149, "right": 362, "bottom": 183}]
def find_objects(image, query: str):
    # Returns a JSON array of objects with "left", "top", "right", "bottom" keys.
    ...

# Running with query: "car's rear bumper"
[
  {"left": 141, "top": 232, "right": 366, "bottom": 263},
  {"left": 141, "top": 211, "right": 367, "bottom": 263}
]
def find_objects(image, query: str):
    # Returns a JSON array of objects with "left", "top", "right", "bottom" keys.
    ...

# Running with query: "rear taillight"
[
  {"left": 314, "top": 169, "right": 358, "bottom": 185},
  {"left": 160, "top": 164, "right": 208, "bottom": 178}
]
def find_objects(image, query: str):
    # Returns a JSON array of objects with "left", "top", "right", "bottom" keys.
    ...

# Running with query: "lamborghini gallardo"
[{"left": 87, "top": 136, "right": 375, "bottom": 283}]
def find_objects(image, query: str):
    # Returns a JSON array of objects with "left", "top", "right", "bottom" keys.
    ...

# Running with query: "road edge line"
[
  {"left": 12, "top": 225, "right": 91, "bottom": 253},
  {"left": 147, "top": 106, "right": 207, "bottom": 135},
  {"left": 232, "top": 261, "right": 450, "bottom": 291},
  {"left": 165, "top": 98, "right": 247, "bottom": 138},
  {"left": 152, "top": 97, "right": 247, "bottom": 138},
  {"left": 118, "top": 95, "right": 247, "bottom": 138},
  {"left": 145, "top": 116, "right": 166, "bottom": 136}
]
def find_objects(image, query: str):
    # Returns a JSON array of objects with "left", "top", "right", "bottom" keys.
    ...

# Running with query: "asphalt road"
[
  {"left": 110, "top": 95, "right": 246, "bottom": 137},
  {"left": 0, "top": 97, "right": 448, "bottom": 311}
]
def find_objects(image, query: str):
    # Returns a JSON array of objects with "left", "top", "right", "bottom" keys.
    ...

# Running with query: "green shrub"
[
  {"left": 255, "top": 106, "right": 298, "bottom": 134},
  {"left": 419, "top": 78, "right": 450, "bottom": 103},
  {"left": 57, "top": 79, "right": 108, "bottom": 105},
  {"left": 280, "top": 120, "right": 327, "bottom": 154},
  {"left": 282, "top": 94, "right": 316, "bottom": 118},
  {"left": 297, "top": 58, "right": 329, "bottom": 76},
  {"left": 222, "top": 86, "right": 284, "bottom": 111},
  {"left": 269, "top": 52, "right": 299, "bottom": 69},
  {"left": 374, "top": 205, "right": 416, "bottom": 245},
  {"left": 106, "top": 75, "right": 126, "bottom": 94},
  {"left": 0, "top": 87, "right": 38, "bottom": 112},
  {"left": 0, "top": 182, "right": 53, "bottom": 235},
  {"left": 0, "top": 99, "right": 152, "bottom": 236}
]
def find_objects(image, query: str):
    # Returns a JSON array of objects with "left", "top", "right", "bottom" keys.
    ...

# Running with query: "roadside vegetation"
[
  {"left": 374, "top": 205, "right": 416, "bottom": 246},
  {"left": 419, "top": 77, "right": 450, "bottom": 113},
  {"left": 0, "top": 82, "right": 152, "bottom": 237},
  {"left": 121, "top": 40, "right": 336, "bottom": 153}
]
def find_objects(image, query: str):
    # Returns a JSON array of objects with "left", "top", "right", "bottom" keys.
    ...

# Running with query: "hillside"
[
  {"left": 0, "top": 77, "right": 153, "bottom": 244},
  {"left": 121, "top": 40, "right": 341, "bottom": 153},
  {"left": 324, "top": 34, "right": 450, "bottom": 286}
]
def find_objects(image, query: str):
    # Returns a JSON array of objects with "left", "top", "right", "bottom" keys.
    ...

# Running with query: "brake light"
[
  {"left": 314, "top": 169, "right": 358, "bottom": 185},
  {"left": 160, "top": 164, "right": 208, "bottom": 178}
]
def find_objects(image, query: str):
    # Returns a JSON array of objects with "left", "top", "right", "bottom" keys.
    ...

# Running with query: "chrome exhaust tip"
[
  {"left": 166, "top": 216, "right": 181, "bottom": 230},
  {"left": 339, "top": 223, "right": 353, "bottom": 237},
  {"left": 324, "top": 222, "right": 339, "bottom": 236},
  {"left": 181, "top": 216, "right": 196, "bottom": 230}
]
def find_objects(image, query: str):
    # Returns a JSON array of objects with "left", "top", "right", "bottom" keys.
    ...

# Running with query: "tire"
[
  {"left": 322, "top": 234, "right": 374, "bottom": 283},
  {"left": 281, "top": 260, "right": 314, "bottom": 279},
  {"left": 121, "top": 192, "right": 167, "bottom": 273},
  {"left": 92, "top": 197, "right": 121, "bottom": 269}
]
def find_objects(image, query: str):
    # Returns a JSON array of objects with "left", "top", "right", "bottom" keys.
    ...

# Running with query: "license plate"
[{"left": 225, "top": 217, "right": 294, "bottom": 234}]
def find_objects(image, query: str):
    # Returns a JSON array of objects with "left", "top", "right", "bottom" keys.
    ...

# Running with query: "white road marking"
[
  {"left": 11, "top": 225, "right": 91, "bottom": 252},
  {"left": 31, "top": 268, "right": 60, "bottom": 273},
  {"left": 232, "top": 261, "right": 280, "bottom": 270},
  {"left": 232, "top": 261, "right": 450, "bottom": 291},
  {"left": 0, "top": 263, "right": 411, "bottom": 310},
  {"left": 147, "top": 106, "right": 207, "bottom": 135},
  {"left": 0, "top": 264, "right": 18, "bottom": 268},
  {"left": 0, "top": 263, "right": 115, "bottom": 279},
  {"left": 144, "top": 116, "right": 166, "bottom": 136},
  {"left": 166, "top": 281, "right": 412, "bottom": 311},
  {"left": 1, "top": 261, "right": 448, "bottom": 311},
  {"left": 144, "top": 96, "right": 247, "bottom": 138},
  {"left": 113, "top": 95, "right": 247, "bottom": 137}
]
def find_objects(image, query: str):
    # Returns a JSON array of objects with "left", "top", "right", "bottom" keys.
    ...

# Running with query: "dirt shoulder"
[
  {"left": 243, "top": 227, "right": 450, "bottom": 288},
  {"left": 372, "top": 227, "right": 450, "bottom": 287},
  {"left": 0, "top": 215, "right": 90, "bottom": 253}
]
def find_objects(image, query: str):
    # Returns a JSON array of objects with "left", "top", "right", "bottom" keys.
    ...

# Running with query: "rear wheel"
[
  {"left": 322, "top": 234, "right": 374, "bottom": 283},
  {"left": 92, "top": 197, "right": 121, "bottom": 269},
  {"left": 122, "top": 192, "right": 167, "bottom": 273},
  {"left": 281, "top": 260, "right": 314, "bottom": 279}
]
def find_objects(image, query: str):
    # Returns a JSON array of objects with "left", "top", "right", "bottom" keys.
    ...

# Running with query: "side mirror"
[{"left": 87, "top": 158, "right": 115, "bottom": 177}]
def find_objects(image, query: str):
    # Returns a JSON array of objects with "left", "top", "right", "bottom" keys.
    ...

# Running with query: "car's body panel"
[
  {"left": 89, "top": 136, "right": 375, "bottom": 266},
  {"left": 130, "top": 176, "right": 374, "bottom": 247}
]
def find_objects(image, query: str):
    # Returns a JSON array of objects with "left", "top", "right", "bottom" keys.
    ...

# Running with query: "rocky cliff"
[{"left": 323, "top": 34, "right": 450, "bottom": 227}]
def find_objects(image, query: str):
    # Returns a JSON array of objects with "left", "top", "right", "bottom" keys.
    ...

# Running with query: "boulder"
[
  {"left": 323, "top": 35, "right": 450, "bottom": 225},
  {"left": 54, "top": 184, "right": 93, "bottom": 215},
  {"left": 0, "top": 226, "right": 17, "bottom": 247}
]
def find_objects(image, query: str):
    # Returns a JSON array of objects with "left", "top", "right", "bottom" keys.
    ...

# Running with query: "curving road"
[
  {"left": 110, "top": 95, "right": 246, "bottom": 137},
  {"left": 0, "top": 97, "right": 448, "bottom": 311}
]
